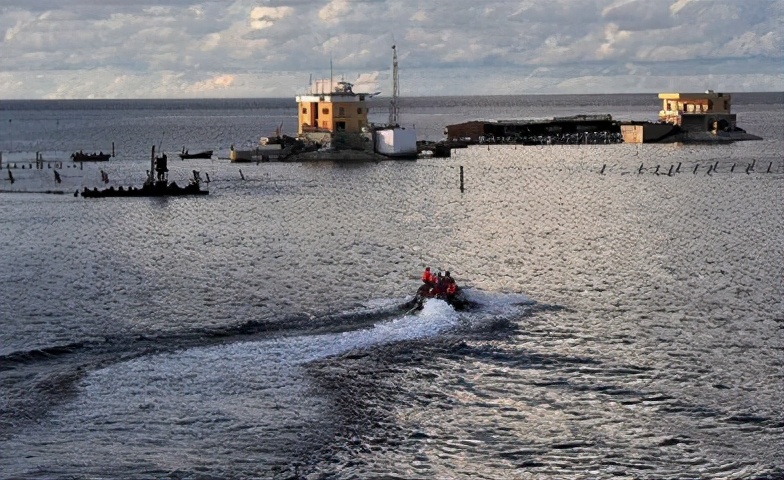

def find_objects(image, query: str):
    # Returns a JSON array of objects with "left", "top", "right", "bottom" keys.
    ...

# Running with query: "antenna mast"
[{"left": 389, "top": 45, "right": 399, "bottom": 125}]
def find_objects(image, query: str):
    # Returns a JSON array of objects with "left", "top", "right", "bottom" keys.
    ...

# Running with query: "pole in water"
[
  {"left": 638, "top": 164, "right": 644, "bottom": 174},
  {"left": 693, "top": 164, "right": 699, "bottom": 174},
  {"left": 112, "top": 142, "right": 115, "bottom": 157},
  {"left": 667, "top": 165, "right": 673, "bottom": 176},
  {"left": 459, "top": 165, "right": 464, "bottom": 192},
  {"left": 767, "top": 162, "right": 772, "bottom": 173},
  {"left": 600, "top": 164, "right": 606, "bottom": 174},
  {"left": 676, "top": 162, "right": 682, "bottom": 173},
  {"left": 239, "top": 169, "right": 244, "bottom": 180}
]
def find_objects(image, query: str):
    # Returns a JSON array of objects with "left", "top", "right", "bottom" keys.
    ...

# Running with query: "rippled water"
[{"left": 1, "top": 94, "right": 782, "bottom": 479}]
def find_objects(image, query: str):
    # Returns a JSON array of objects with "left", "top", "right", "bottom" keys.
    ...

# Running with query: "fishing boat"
[
  {"left": 71, "top": 151, "right": 111, "bottom": 162},
  {"left": 80, "top": 146, "right": 208, "bottom": 198},
  {"left": 178, "top": 148, "right": 213, "bottom": 159}
]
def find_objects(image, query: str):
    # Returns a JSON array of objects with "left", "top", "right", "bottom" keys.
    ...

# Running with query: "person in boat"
[
  {"left": 155, "top": 153, "right": 168, "bottom": 181},
  {"left": 422, "top": 267, "right": 435, "bottom": 286},
  {"left": 444, "top": 271, "right": 458, "bottom": 298},
  {"left": 431, "top": 271, "right": 446, "bottom": 298}
]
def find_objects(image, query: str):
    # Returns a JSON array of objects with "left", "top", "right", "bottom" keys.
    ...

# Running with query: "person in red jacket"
[
  {"left": 422, "top": 267, "right": 435, "bottom": 286},
  {"left": 444, "top": 271, "right": 458, "bottom": 297}
]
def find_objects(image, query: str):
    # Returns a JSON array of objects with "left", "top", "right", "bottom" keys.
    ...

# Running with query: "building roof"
[{"left": 658, "top": 91, "right": 728, "bottom": 100}]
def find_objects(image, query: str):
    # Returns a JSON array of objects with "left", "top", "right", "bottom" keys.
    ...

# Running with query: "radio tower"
[{"left": 389, "top": 45, "right": 399, "bottom": 126}]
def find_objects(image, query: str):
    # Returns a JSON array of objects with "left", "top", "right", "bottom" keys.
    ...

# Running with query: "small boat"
[
  {"left": 81, "top": 146, "right": 208, "bottom": 198},
  {"left": 401, "top": 274, "right": 472, "bottom": 312},
  {"left": 71, "top": 151, "right": 111, "bottom": 162},
  {"left": 178, "top": 148, "right": 213, "bottom": 159}
]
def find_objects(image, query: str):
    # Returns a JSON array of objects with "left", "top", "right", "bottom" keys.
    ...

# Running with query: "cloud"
[
  {"left": 250, "top": 6, "right": 293, "bottom": 29},
  {"left": 318, "top": 0, "right": 351, "bottom": 23},
  {"left": 0, "top": 0, "right": 781, "bottom": 99}
]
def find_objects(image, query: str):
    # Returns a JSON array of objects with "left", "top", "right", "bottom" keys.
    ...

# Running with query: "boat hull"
[
  {"left": 72, "top": 153, "right": 111, "bottom": 162},
  {"left": 81, "top": 181, "right": 208, "bottom": 198},
  {"left": 402, "top": 283, "right": 472, "bottom": 311},
  {"left": 179, "top": 150, "right": 213, "bottom": 159}
]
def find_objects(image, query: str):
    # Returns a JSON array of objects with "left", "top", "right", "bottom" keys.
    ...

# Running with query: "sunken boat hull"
[{"left": 81, "top": 180, "right": 208, "bottom": 198}]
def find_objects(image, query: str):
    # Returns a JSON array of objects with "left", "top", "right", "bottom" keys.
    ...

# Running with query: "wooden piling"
[{"left": 459, "top": 166, "right": 464, "bottom": 192}]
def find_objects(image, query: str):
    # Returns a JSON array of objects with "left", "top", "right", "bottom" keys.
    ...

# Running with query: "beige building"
[
  {"left": 295, "top": 80, "right": 371, "bottom": 136},
  {"left": 658, "top": 91, "right": 736, "bottom": 132}
]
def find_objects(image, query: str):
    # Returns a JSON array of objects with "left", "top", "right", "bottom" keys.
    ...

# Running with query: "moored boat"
[
  {"left": 71, "top": 151, "right": 111, "bottom": 162},
  {"left": 178, "top": 148, "right": 213, "bottom": 159}
]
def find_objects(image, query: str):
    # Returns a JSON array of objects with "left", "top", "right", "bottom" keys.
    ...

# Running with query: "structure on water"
[
  {"left": 619, "top": 91, "right": 760, "bottom": 143},
  {"left": 444, "top": 114, "right": 623, "bottom": 145},
  {"left": 439, "top": 90, "right": 760, "bottom": 149},
  {"left": 372, "top": 45, "right": 418, "bottom": 159},
  {"left": 230, "top": 46, "right": 417, "bottom": 162}
]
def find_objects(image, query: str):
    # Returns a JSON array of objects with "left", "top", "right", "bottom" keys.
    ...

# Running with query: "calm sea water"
[{"left": 1, "top": 94, "right": 782, "bottom": 479}]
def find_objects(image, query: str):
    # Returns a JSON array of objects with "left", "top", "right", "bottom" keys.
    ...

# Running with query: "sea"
[{"left": 0, "top": 93, "right": 782, "bottom": 480}]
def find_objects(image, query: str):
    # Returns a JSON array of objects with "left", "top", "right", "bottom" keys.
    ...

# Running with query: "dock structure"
[{"left": 444, "top": 114, "right": 623, "bottom": 145}]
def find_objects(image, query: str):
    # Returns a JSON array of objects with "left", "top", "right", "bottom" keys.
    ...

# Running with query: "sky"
[{"left": 1, "top": 0, "right": 782, "bottom": 99}]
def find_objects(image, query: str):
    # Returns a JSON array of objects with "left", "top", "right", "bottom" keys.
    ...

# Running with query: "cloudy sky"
[{"left": 1, "top": 0, "right": 782, "bottom": 99}]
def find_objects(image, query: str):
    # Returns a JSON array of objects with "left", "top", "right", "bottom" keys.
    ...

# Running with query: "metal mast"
[{"left": 389, "top": 45, "right": 399, "bottom": 126}]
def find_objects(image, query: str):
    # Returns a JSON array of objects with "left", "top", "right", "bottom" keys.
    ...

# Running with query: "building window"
[
  {"left": 357, "top": 108, "right": 363, "bottom": 114},
  {"left": 322, "top": 108, "right": 329, "bottom": 114},
  {"left": 338, "top": 107, "right": 345, "bottom": 117},
  {"left": 302, "top": 108, "right": 307, "bottom": 114}
]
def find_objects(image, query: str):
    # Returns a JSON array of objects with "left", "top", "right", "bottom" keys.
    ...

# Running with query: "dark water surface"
[{"left": 1, "top": 94, "right": 782, "bottom": 479}]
